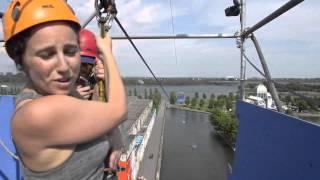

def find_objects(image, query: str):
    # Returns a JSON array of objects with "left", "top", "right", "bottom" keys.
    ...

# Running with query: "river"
[{"left": 160, "top": 108, "right": 234, "bottom": 180}]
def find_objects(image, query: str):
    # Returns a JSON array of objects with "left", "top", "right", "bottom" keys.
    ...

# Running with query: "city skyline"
[{"left": 0, "top": 0, "right": 319, "bottom": 78}]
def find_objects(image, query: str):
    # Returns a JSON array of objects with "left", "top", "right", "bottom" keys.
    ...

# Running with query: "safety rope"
[
  {"left": 114, "top": 16, "right": 170, "bottom": 99},
  {"left": 169, "top": 0, "right": 179, "bottom": 70}
]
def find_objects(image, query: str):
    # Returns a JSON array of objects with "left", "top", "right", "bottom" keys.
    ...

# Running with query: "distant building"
[
  {"left": 245, "top": 83, "right": 277, "bottom": 110},
  {"left": 225, "top": 76, "right": 237, "bottom": 81}
]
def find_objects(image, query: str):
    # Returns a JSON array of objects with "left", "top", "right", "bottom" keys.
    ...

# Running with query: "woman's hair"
[{"left": 5, "top": 21, "right": 80, "bottom": 70}]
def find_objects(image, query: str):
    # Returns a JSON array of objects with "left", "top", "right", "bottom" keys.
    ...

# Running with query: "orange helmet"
[{"left": 2, "top": 0, "right": 80, "bottom": 42}]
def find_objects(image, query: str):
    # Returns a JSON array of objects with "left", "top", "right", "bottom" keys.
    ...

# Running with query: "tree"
[
  {"left": 144, "top": 89, "right": 148, "bottom": 99},
  {"left": 296, "top": 99, "right": 309, "bottom": 112},
  {"left": 210, "top": 93, "right": 215, "bottom": 99},
  {"left": 226, "top": 99, "right": 233, "bottom": 111},
  {"left": 228, "top": 92, "right": 234, "bottom": 101},
  {"left": 208, "top": 98, "right": 214, "bottom": 109},
  {"left": 284, "top": 95, "right": 291, "bottom": 104},
  {"left": 202, "top": 93, "right": 207, "bottom": 99},
  {"left": 134, "top": 88, "right": 137, "bottom": 96},
  {"left": 191, "top": 97, "right": 198, "bottom": 107},
  {"left": 153, "top": 91, "right": 162, "bottom": 110},
  {"left": 149, "top": 89, "right": 153, "bottom": 99},
  {"left": 185, "top": 96, "right": 190, "bottom": 105},
  {"left": 170, "top": 91, "right": 177, "bottom": 104},
  {"left": 199, "top": 99, "right": 205, "bottom": 107},
  {"left": 195, "top": 92, "right": 199, "bottom": 99}
]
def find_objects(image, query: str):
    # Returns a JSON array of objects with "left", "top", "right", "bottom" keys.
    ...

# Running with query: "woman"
[
  {"left": 2, "top": 0, "right": 127, "bottom": 179},
  {"left": 76, "top": 28, "right": 97, "bottom": 100}
]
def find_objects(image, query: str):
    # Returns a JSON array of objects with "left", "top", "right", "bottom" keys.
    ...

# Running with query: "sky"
[{"left": 0, "top": 0, "right": 319, "bottom": 78}]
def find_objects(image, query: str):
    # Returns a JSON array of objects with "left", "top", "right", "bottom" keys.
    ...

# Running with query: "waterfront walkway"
[{"left": 138, "top": 101, "right": 166, "bottom": 180}]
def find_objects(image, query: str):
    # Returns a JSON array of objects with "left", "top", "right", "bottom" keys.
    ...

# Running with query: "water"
[
  {"left": 161, "top": 108, "right": 234, "bottom": 180},
  {"left": 126, "top": 84, "right": 239, "bottom": 98}
]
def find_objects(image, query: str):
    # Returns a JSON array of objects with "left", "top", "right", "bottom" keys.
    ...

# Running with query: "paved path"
[{"left": 138, "top": 101, "right": 166, "bottom": 180}]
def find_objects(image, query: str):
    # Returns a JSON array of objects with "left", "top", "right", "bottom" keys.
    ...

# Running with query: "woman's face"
[{"left": 22, "top": 22, "right": 80, "bottom": 95}]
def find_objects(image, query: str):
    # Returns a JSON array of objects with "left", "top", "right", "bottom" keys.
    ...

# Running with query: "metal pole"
[
  {"left": 111, "top": 34, "right": 237, "bottom": 40},
  {"left": 251, "top": 34, "right": 283, "bottom": 112},
  {"left": 242, "top": 0, "right": 304, "bottom": 38},
  {"left": 239, "top": 0, "right": 246, "bottom": 100}
]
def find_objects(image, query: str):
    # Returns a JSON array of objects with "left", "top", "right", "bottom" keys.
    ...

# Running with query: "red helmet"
[{"left": 79, "top": 29, "right": 97, "bottom": 58}]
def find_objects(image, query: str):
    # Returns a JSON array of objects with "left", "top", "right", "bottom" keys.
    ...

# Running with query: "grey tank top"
[{"left": 15, "top": 91, "right": 110, "bottom": 180}]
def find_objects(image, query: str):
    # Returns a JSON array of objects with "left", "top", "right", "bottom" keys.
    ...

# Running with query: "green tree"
[
  {"left": 149, "top": 89, "right": 153, "bottom": 99},
  {"left": 202, "top": 93, "right": 207, "bottom": 99},
  {"left": 208, "top": 98, "right": 214, "bottom": 109},
  {"left": 195, "top": 92, "right": 199, "bottom": 99},
  {"left": 199, "top": 99, "right": 205, "bottom": 107},
  {"left": 226, "top": 99, "right": 233, "bottom": 111},
  {"left": 144, "top": 89, "right": 148, "bottom": 99},
  {"left": 185, "top": 96, "right": 190, "bottom": 105},
  {"left": 128, "top": 89, "right": 132, "bottom": 96},
  {"left": 191, "top": 97, "right": 198, "bottom": 107},
  {"left": 134, "top": 88, "right": 137, "bottom": 96},
  {"left": 170, "top": 91, "right": 177, "bottom": 104},
  {"left": 284, "top": 95, "right": 291, "bottom": 104},
  {"left": 296, "top": 99, "right": 309, "bottom": 112},
  {"left": 152, "top": 91, "right": 161, "bottom": 110},
  {"left": 228, "top": 92, "right": 234, "bottom": 101},
  {"left": 214, "top": 98, "right": 226, "bottom": 109},
  {"left": 210, "top": 93, "right": 215, "bottom": 99}
]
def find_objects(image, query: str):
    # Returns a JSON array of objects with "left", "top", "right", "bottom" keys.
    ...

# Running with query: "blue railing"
[{"left": 0, "top": 96, "right": 21, "bottom": 180}]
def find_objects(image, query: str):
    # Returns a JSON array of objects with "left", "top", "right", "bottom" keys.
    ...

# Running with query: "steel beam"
[
  {"left": 239, "top": 0, "right": 246, "bottom": 100},
  {"left": 242, "top": 0, "right": 304, "bottom": 38},
  {"left": 111, "top": 34, "right": 237, "bottom": 40},
  {"left": 251, "top": 34, "right": 283, "bottom": 113}
]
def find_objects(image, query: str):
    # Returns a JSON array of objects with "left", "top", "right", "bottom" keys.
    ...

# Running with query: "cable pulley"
[{"left": 95, "top": 0, "right": 117, "bottom": 35}]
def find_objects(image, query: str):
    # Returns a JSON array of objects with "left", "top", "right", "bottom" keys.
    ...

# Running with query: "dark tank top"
[{"left": 14, "top": 91, "right": 110, "bottom": 180}]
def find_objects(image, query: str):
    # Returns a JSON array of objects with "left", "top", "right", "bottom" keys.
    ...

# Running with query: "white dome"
[{"left": 257, "top": 84, "right": 267, "bottom": 94}]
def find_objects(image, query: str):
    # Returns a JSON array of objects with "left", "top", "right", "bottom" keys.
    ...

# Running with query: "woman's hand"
[
  {"left": 95, "top": 59, "right": 105, "bottom": 81},
  {"left": 108, "top": 149, "right": 122, "bottom": 169},
  {"left": 96, "top": 34, "right": 112, "bottom": 55},
  {"left": 76, "top": 85, "right": 93, "bottom": 100}
]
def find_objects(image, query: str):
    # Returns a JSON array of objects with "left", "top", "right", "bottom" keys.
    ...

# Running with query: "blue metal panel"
[
  {"left": 0, "top": 96, "right": 20, "bottom": 180},
  {"left": 229, "top": 101, "right": 320, "bottom": 180}
]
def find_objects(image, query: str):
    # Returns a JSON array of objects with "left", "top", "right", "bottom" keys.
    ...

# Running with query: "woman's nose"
[{"left": 56, "top": 54, "right": 69, "bottom": 73}]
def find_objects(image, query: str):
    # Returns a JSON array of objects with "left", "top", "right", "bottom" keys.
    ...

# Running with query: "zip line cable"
[
  {"left": 0, "top": 139, "right": 19, "bottom": 161},
  {"left": 114, "top": 17, "right": 170, "bottom": 99},
  {"left": 243, "top": 53, "right": 319, "bottom": 108},
  {"left": 169, "top": 0, "right": 179, "bottom": 70}
]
